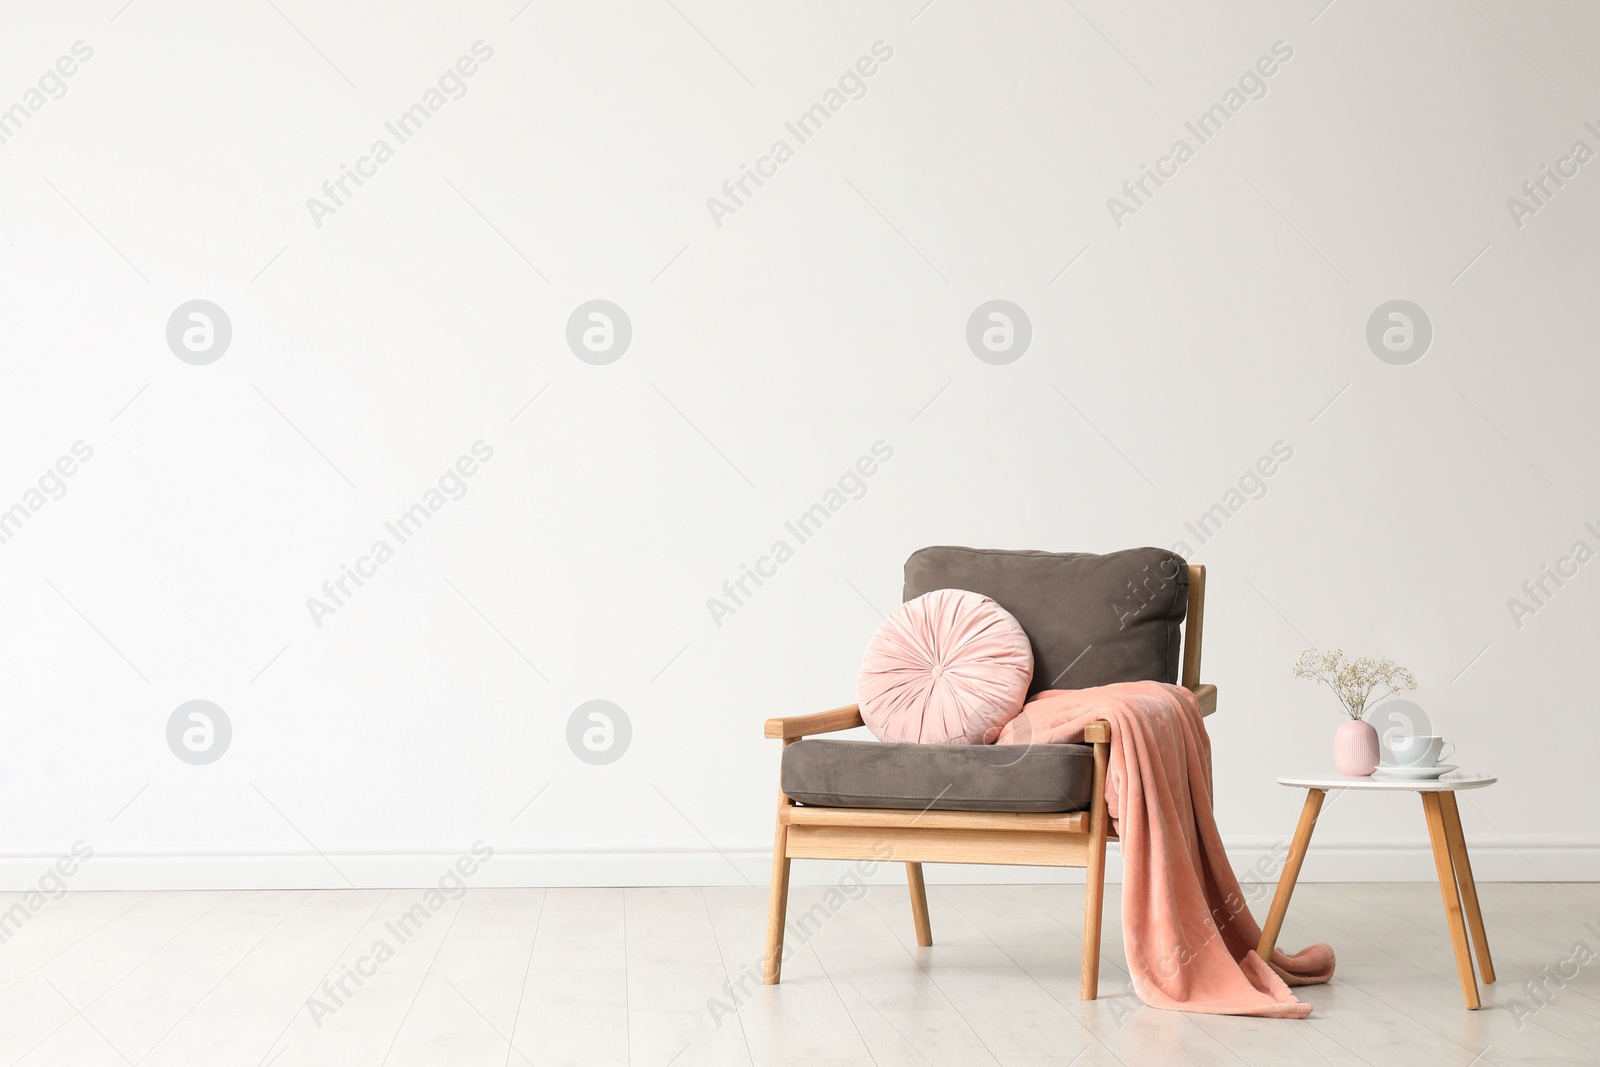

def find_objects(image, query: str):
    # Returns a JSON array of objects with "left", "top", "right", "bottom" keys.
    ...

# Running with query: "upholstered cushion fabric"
[
  {"left": 856, "top": 588, "right": 1033, "bottom": 744},
  {"left": 903, "top": 546, "right": 1188, "bottom": 694},
  {"left": 780, "top": 738, "right": 1095, "bottom": 812}
]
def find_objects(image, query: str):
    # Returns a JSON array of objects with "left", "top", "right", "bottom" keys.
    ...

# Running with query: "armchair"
[{"left": 762, "top": 548, "right": 1215, "bottom": 1000}]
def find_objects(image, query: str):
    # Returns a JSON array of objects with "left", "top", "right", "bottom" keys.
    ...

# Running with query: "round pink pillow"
[{"left": 858, "top": 588, "right": 1034, "bottom": 744}]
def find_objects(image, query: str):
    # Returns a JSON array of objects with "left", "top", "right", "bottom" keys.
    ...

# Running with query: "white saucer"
[{"left": 1372, "top": 763, "right": 1457, "bottom": 780}]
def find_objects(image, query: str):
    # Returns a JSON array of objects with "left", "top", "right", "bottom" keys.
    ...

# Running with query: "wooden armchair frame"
[{"left": 762, "top": 564, "right": 1216, "bottom": 999}]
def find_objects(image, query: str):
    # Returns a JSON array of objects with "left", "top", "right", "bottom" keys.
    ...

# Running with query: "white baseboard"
[{"left": 3, "top": 839, "right": 1597, "bottom": 891}]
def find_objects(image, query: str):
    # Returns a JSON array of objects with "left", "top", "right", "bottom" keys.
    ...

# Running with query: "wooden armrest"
[
  {"left": 765, "top": 704, "right": 864, "bottom": 740},
  {"left": 1083, "top": 721, "right": 1110, "bottom": 744},
  {"left": 1189, "top": 683, "right": 1217, "bottom": 717}
]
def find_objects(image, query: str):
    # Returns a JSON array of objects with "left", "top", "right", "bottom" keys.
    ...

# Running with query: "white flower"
[{"left": 1293, "top": 648, "right": 1416, "bottom": 720}]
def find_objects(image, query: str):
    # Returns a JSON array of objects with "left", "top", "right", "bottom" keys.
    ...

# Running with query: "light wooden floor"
[{"left": 1, "top": 881, "right": 1596, "bottom": 1066}]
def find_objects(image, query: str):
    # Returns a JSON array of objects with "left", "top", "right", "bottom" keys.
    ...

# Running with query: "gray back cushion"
[{"left": 903, "top": 546, "right": 1188, "bottom": 694}]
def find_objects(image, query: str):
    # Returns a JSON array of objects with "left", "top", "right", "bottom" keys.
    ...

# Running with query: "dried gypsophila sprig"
[{"left": 1292, "top": 648, "right": 1417, "bottom": 720}]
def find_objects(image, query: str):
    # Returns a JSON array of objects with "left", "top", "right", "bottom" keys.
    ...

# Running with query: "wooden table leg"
[
  {"left": 1257, "top": 788, "right": 1324, "bottom": 962},
  {"left": 1422, "top": 792, "right": 1480, "bottom": 1009},
  {"left": 1438, "top": 791, "right": 1495, "bottom": 985}
]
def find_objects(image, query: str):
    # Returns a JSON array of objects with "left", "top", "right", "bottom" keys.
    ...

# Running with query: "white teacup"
[{"left": 1383, "top": 733, "right": 1454, "bottom": 768}]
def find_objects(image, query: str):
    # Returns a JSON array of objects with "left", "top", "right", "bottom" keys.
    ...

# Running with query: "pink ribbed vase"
[{"left": 1334, "top": 719, "right": 1380, "bottom": 776}]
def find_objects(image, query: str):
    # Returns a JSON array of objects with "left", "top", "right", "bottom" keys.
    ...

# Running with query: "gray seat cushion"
[
  {"left": 904, "top": 546, "right": 1188, "bottom": 695},
  {"left": 781, "top": 738, "right": 1095, "bottom": 812}
]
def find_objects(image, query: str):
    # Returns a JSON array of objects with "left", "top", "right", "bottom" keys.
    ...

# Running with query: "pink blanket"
[{"left": 995, "top": 680, "right": 1333, "bottom": 1018}]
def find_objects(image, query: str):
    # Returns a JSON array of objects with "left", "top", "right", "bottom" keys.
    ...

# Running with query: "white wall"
[{"left": 2, "top": 0, "right": 1597, "bottom": 891}]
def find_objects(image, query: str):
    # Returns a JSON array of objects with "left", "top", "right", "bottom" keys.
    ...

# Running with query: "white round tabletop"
[{"left": 1276, "top": 771, "right": 1496, "bottom": 792}]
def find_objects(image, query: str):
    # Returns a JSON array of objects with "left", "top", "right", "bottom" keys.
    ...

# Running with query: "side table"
[{"left": 1256, "top": 772, "right": 1497, "bottom": 1008}]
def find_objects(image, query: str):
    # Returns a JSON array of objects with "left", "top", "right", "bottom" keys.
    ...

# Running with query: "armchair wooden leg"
[
  {"left": 906, "top": 863, "right": 933, "bottom": 947},
  {"left": 1081, "top": 822, "right": 1109, "bottom": 1000},
  {"left": 764, "top": 797, "right": 792, "bottom": 985},
  {"left": 1081, "top": 736, "right": 1110, "bottom": 1000}
]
